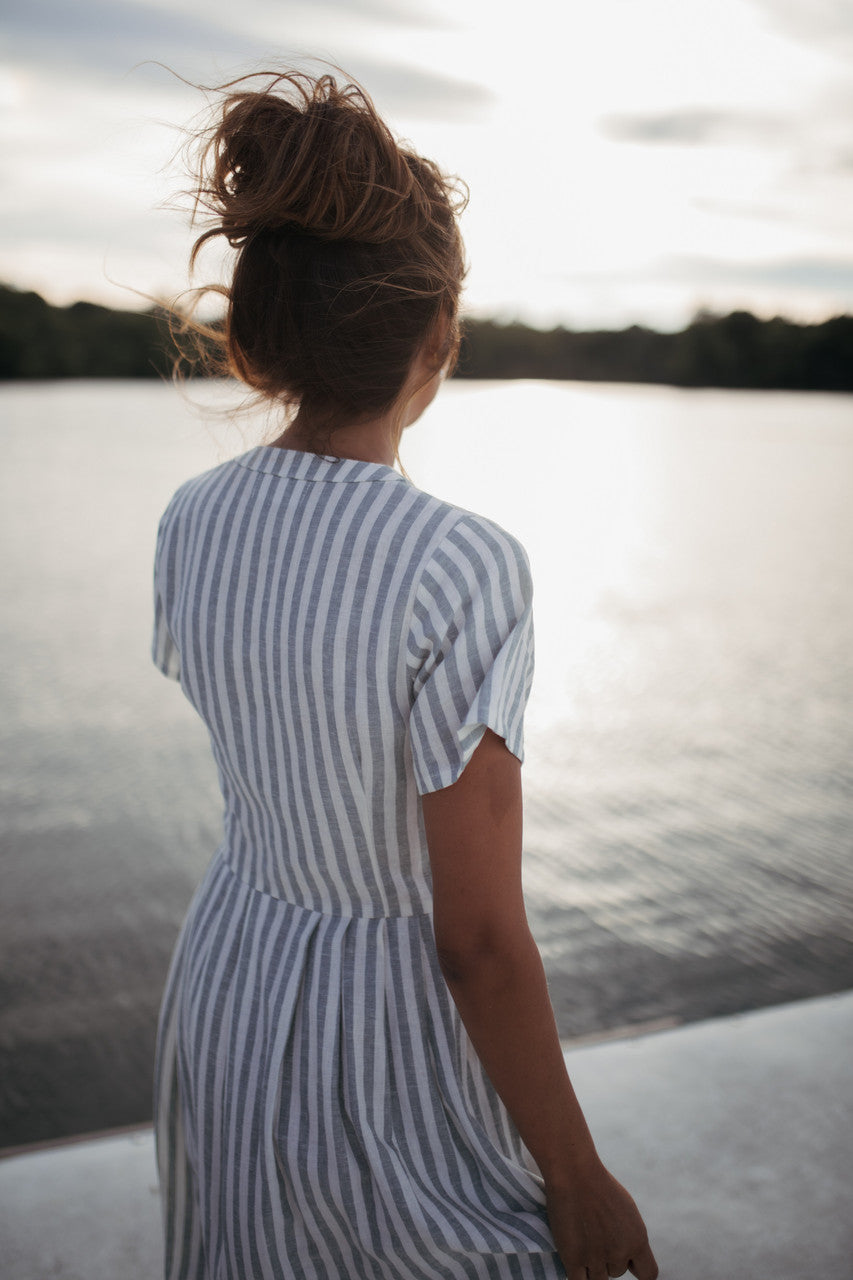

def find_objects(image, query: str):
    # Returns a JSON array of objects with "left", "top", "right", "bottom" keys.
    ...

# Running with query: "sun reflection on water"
[{"left": 405, "top": 380, "right": 673, "bottom": 731}]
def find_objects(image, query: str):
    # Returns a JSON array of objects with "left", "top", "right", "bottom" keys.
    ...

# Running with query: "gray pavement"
[{"left": 1, "top": 990, "right": 851, "bottom": 1280}]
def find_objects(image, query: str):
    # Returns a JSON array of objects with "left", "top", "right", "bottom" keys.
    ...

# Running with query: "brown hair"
[{"left": 184, "top": 71, "right": 467, "bottom": 441}]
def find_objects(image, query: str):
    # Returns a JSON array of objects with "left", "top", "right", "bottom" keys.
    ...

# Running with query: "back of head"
[{"left": 189, "top": 71, "right": 467, "bottom": 439}]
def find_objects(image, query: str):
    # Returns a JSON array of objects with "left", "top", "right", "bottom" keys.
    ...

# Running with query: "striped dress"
[{"left": 152, "top": 444, "right": 563, "bottom": 1279}]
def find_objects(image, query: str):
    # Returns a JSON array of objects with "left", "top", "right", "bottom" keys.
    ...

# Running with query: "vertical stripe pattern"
[{"left": 152, "top": 446, "right": 559, "bottom": 1278}]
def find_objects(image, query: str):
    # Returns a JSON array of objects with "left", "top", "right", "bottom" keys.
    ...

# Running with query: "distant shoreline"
[{"left": 2, "top": 283, "right": 852, "bottom": 391}]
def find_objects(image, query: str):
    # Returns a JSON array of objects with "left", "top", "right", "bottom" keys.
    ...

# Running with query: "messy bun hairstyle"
[{"left": 187, "top": 71, "right": 467, "bottom": 439}]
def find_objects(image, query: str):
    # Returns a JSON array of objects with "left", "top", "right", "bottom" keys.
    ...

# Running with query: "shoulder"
[
  {"left": 403, "top": 488, "right": 533, "bottom": 633},
  {"left": 156, "top": 458, "right": 238, "bottom": 535},
  {"left": 443, "top": 509, "right": 531, "bottom": 583},
  {"left": 410, "top": 487, "right": 532, "bottom": 597}
]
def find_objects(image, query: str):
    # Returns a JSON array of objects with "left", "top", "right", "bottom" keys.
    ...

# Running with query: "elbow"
[
  {"left": 434, "top": 921, "right": 532, "bottom": 988},
  {"left": 435, "top": 938, "right": 478, "bottom": 986}
]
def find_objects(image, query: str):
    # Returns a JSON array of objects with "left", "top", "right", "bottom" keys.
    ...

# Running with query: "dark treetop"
[{"left": 1, "top": 284, "right": 851, "bottom": 391}]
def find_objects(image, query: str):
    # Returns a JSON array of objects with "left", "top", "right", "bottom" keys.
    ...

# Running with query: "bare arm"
[{"left": 421, "top": 729, "right": 658, "bottom": 1280}]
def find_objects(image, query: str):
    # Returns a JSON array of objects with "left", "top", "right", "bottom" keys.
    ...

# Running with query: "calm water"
[{"left": 2, "top": 379, "right": 852, "bottom": 1145}]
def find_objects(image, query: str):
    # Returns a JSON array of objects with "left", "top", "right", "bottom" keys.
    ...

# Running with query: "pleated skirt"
[{"left": 155, "top": 851, "right": 565, "bottom": 1279}]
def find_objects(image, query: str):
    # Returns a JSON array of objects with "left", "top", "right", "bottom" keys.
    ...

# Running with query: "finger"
[
  {"left": 607, "top": 1265, "right": 629, "bottom": 1278},
  {"left": 628, "top": 1241, "right": 659, "bottom": 1280}
]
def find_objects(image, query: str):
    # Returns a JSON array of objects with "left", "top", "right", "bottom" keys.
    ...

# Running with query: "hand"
[{"left": 545, "top": 1158, "right": 658, "bottom": 1280}]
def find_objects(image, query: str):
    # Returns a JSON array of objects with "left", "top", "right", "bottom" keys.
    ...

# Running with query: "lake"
[{"left": 1, "top": 378, "right": 851, "bottom": 1145}]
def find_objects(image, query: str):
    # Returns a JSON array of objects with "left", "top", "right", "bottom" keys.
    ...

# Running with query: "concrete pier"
[{"left": 1, "top": 990, "right": 851, "bottom": 1279}]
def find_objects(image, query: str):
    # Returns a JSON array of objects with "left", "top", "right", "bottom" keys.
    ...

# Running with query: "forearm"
[
  {"left": 424, "top": 735, "right": 657, "bottom": 1277},
  {"left": 438, "top": 926, "right": 599, "bottom": 1187}
]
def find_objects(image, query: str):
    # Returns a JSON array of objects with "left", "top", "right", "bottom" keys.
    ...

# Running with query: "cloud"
[
  {"left": 831, "top": 148, "right": 853, "bottom": 172},
  {"left": 2, "top": 0, "right": 490, "bottom": 119},
  {"left": 748, "top": 0, "right": 853, "bottom": 59},
  {"left": 600, "top": 107, "right": 790, "bottom": 147},
  {"left": 600, "top": 101, "right": 853, "bottom": 184},
  {"left": 690, "top": 197, "right": 793, "bottom": 223},
  {"left": 661, "top": 254, "right": 853, "bottom": 293},
  {"left": 561, "top": 253, "right": 853, "bottom": 297},
  {"left": 3, "top": 0, "right": 264, "bottom": 74}
]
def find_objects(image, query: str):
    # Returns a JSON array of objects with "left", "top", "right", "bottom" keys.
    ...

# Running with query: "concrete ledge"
[
  {"left": 1, "top": 1125, "right": 161, "bottom": 1279},
  {"left": 1, "top": 991, "right": 851, "bottom": 1279},
  {"left": 565, "top": 990, "right": 853, "bottom": 1279}
]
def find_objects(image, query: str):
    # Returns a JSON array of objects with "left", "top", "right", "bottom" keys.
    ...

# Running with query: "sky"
[{"left": 2, "top": 0, "right": 853, "bottom": 331}]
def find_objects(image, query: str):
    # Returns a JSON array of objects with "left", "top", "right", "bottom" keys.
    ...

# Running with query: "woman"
[{"left": 153, "top": 70, "right": 658, "bottom": 1280}]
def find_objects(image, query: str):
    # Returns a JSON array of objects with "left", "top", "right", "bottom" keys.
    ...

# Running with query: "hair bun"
[
  {"left": 181, "top": 66, "right": 467, "bottom": 436},
  {"left": 196, "top": 72, "right": 449, "bottom": 247}
]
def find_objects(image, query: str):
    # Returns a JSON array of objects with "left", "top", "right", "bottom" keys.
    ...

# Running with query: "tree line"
[
  {"left": 457, "top": 311, "right": 853, "bottom": 391},
  {"left": 1, "top": 283, "right": 851, "bottom": 391}
]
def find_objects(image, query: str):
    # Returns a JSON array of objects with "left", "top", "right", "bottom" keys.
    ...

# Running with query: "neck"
[
  {"left": 270, "top": 352, "right": 442, "bottom": 464},
  {"left": 273, "top": 413, "right": 399, "bottom": 467}
]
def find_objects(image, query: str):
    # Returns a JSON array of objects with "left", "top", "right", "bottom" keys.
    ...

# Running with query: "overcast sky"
[{"left": 2, "top": 0, "right": 852, "bottom": 329}]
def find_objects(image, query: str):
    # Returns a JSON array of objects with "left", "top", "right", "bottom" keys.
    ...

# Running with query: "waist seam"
[{"left": 215, "top": 849, "right": 432, "bottom": 922}]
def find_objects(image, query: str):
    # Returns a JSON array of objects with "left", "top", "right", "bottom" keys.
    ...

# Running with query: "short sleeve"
[
  {"left": 153, "top": 584, "right": 181, "bottom": 680},
  {"left": 152, "top": 509, "right": 181, "bottom": 682},
  {"left": 408, "top": 514, "right": 534, "bottom": 795}
]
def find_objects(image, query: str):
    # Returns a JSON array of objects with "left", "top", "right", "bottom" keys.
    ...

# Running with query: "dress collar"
[{"left": 237, "top": 446, "right": 408, "bottom": 485}]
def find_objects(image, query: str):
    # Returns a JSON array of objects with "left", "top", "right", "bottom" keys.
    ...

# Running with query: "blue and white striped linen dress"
[{"left": 152, "top": 444, "right": 564, "bottom": 1279}]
